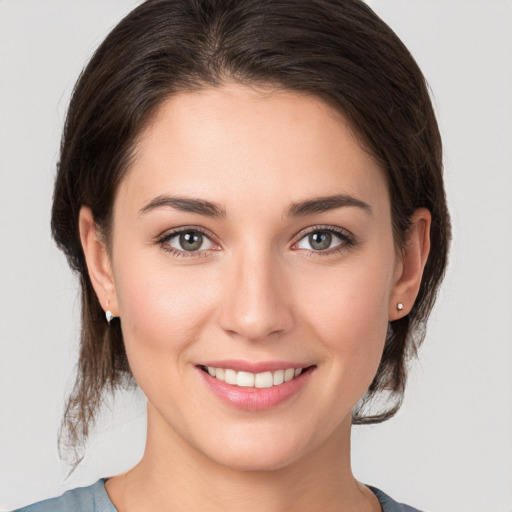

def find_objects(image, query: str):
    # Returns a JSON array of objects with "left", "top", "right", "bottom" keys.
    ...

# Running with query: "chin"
[
  {"left": 209, "top": 447, "right": 300, "bottom": 473},
  {"left": 195, "top": 426, "right": 318, "bottom": 473}
]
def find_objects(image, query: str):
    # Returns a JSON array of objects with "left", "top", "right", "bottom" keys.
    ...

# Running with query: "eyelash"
[
  {"left": 157, "top": 225, "right": 355, "bottom": 259},
  {"left": 292, "top": 225, "right": 356, "bottom": 257},
  {"left": 157, "top": 226, "right": 219, "bottom": 258}
]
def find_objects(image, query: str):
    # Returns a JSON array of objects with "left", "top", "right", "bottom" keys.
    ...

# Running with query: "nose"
[{"left": 217, "top": 247, "right": 294, "bottom": 342}]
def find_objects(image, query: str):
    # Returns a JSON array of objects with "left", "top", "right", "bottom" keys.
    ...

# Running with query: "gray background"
[{"left": 1, "top": 1, "right": 511, "bottom": 511}]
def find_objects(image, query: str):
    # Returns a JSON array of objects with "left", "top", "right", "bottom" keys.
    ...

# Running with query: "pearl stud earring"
[
  {"left": 106, "top": 300, "right": 116, "bottom": 324},
  {"left": 396, "top": 302, "right": 404, "bottom": 311}
]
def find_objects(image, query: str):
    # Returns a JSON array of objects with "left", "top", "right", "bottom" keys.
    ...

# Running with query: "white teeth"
[
  {"left": 237, "top": 371, "right": 255, "bottom": 387},
  {"left": 284, "top": 368, "right": 295, "bottom": 382},
  {"left": 255, "top": 371, "right": 273, "bottom": 388},
  {"left": 225, "top": 369, "right": 237, "bottom": 385},
  {"left": 205, "top": 366, "right": 305, "bottom": 388},
  {"left": 273, "top": 369, "right": 284, "bottom": 386}
]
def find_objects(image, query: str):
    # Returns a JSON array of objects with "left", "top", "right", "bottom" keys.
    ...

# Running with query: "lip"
[
  {"left": 198, "top": 359, "right": 309, "bottom": 373},
  {"left": 196, "top": 362, "right": 315, "bottom": 411}
]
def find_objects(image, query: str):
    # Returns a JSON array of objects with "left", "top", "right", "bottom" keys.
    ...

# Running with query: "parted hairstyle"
[{"left": 51, "top": 0, "right": 451, "bottom": 466}]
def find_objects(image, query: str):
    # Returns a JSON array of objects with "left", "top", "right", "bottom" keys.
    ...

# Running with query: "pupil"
[
  {"left": 180, "top": 232, "right": 203, "bottom": 251},
  {"left": 309, "top": 232, "right": 331, "bottom": 250}
]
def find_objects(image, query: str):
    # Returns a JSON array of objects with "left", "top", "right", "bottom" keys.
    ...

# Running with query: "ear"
[
  {"left": 78, "top": 206, "right": 118, "bottom": 316},
  {"left": 389, "top": 208, "right": 431, "bottom": 320}
]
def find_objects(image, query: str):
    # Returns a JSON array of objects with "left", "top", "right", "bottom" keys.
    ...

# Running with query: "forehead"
[{"left": 118, "top": 83, "right": 389, "bottom": 217}]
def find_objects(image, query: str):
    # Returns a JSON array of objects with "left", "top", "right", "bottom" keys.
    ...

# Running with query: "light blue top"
[{"left": 13, "top": 479, "right": 423, "bottom": 512}]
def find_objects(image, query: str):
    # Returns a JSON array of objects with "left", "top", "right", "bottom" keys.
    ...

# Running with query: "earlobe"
[
  {"left": 78, "top": 206, "right": 118, "bottom": 316},
  {"left": 389, "top": 208, "right": 431, "bottom": 321}
]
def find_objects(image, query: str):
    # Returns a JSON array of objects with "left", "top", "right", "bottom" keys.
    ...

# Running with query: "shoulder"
[
  {"left": 12, "top": 479, "right": 116, "bottom": 512},
  {"left": 369, "top": 486, "right": 424, "bottom": 512}
]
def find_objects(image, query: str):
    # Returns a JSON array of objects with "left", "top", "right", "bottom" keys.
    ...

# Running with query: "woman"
[{"left": 14, "top": 0, "right": 450, "bottom": 510}]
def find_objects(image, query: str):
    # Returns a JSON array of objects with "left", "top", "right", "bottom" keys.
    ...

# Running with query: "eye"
[
  {"left": 293, "top": 228, "right": 353, "bottom": 252},
  {"left": 159, "top": 228, "right": 218, "bottom": 255}
]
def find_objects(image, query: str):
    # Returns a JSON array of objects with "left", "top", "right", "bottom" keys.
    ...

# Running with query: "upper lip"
[{"left": 197, "top": 360, "right": 313, "bottom": 373}]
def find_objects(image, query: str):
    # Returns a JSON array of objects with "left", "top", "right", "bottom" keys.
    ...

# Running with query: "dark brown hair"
[{"left": 52, "top": 0, "right": 450, "bottom": 467}]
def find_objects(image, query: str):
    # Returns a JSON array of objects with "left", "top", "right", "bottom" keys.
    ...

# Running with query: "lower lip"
[{"left": 197, "top": 367, "right": 314, "bottom": 411}]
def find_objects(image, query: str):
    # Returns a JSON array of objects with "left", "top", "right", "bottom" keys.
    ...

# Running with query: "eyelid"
[
  {"left": 156, "top": 224, "right": 355, "bottom": 258},
  {"left": 291, "top": 225, "right": 355, "bottom": 252},
  {"left": 157, "top": 225, "right": 222, "bottom": 257}
]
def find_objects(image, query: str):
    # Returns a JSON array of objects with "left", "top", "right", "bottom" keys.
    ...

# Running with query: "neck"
[{"left": 109, "top": 403, "right": 377, "bottom": 512}]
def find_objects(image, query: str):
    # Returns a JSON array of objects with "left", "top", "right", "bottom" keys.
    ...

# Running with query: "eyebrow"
[
  {"left": 138, "top": 193, "right": 371, "bottom": 219},
  {"left": 139, "top": 195, "right": 227, "bottom": 218},
  {"left": 287, "top": 194, "right": 372, "bottom": 217}
]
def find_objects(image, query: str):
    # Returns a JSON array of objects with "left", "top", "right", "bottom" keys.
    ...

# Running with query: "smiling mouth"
[{"left": 199, "top": 365, "right": 314, "bottom": 389}]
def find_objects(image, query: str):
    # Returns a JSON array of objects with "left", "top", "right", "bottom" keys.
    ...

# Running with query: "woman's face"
[{"left": 98, "top": 84, "right": 406, "bottom": 470}]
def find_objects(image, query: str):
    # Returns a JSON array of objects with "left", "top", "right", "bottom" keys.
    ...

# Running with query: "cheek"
[
  {"left": 301, "top": 258, "right": 392, "bottom": 336},
  {"left": 296, "top": 254, "right": 394, "bottom": 390},
  {"left": 112, "top": 252, "right": 218, "bottom": 376}
]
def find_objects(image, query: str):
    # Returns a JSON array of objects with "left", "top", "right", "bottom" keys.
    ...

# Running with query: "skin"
[{"left": 79, "top": 83, "right": 430, "bottom": 511}]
